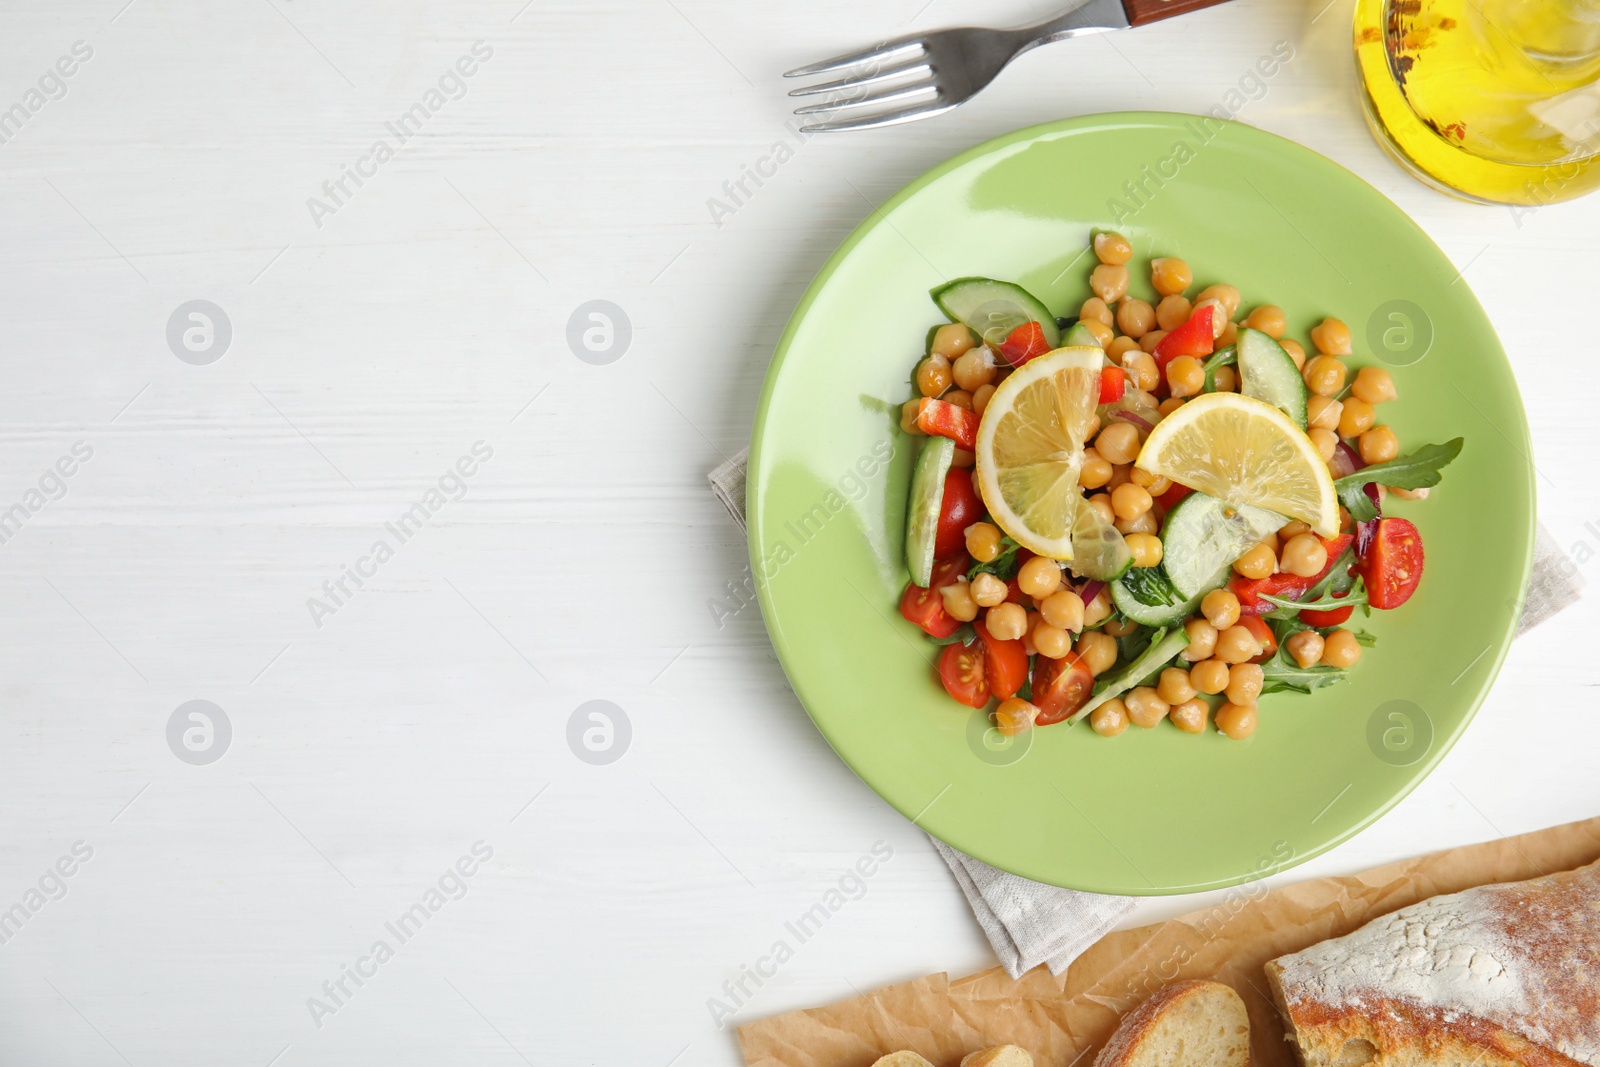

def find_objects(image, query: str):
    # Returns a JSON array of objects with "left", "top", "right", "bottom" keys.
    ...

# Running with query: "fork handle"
[{"left": 1121, "top": 0, "right": 1235, "bottom": 26}]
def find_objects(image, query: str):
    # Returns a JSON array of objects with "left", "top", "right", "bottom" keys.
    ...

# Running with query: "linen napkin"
[{"left": 709, "top": 447, "right": 1582, "bottom": 976}]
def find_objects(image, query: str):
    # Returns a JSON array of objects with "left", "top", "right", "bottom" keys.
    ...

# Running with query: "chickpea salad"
[{"left": 897, "top": 232, "right": 1463, "bottom": 742}]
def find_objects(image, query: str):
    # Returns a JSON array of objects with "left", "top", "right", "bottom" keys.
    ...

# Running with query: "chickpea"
[
  {"left": 900, "top": 399, "right": 926, "bottom": 435},
  {"left": 1310, "top": 316, "right": 1353, "bottom": 356},
  {"left": 1107, "top": 465, "right": 1132, "bottom": 493},
  {"left": 1181, "top": 618, "right": 1218, "bottom": 662},
  {"left": 965, "top": 522, "right": 1002, "bottom": 562},
  {"left": 1041, "top": 589, "right": 1085, "bottom": 632},
  {"left": 1079, "top": 449, "right": 1114, "bottom": 489},
  {"left": 1106, "top": 336, "right": 1141, "bottom": 362},
  {"left": 1390, "top": 485, "right": 1430, "bottom": 501},
  {"left": 1033, "top": 623, "right": 1072, "bottom": 660},
  {"left": 1126, "top": 532, "right": 1164, "bottom": 568},
  {"left": 1021, "top": 610, "right": 1042, "bottom": 656},
  {"left": 1126, "top": 686, "right": 1170, "bottom": 728},
  {"left": 1115, "top": 297, "right": 1154, "bottom": 338},
  {"left": 1212, "top": 365, "right": 1238, "bottom": 393},
  {"left": 1241, "top": 304, "right": 1286, "bottom": 338},
  {"left": 1217, "top": 320, "right": 1239, "bottom": 347},
  {"left": 1093, "top": 231, "right": 1133, "bottom": 265},
  {"left": 1157, "top": 666, "right": 1197, "bottom": 706},
  {"left": 1150, "top": 257, "right": 1192, "bottom": 296},
  {"left": 1103, "top": 616, "right": 1140, "bottom": 638},
  {"left": 1170, "top": 699, "right": 1210, "bottom": 734},
  {"left": 971, "top": 383, "right": 996, "bottom": 416},
  {"left": 1090, "top": 699, "right": 1129, "bottom": 737},
  {"left": 1190, "top": 657, "right": 1231, "bottom": 694},
  {"left": 1138, "top": 330, "right": 1168, "bottom": 354},
  {"left": 1226, "top": 662, "right": 1265, "bottom": 706},
  {"left": 952, "top": 347, "right": 996, "bottom": 391},
  {"left": 916, "top": 354, "right": 952, "bottom": 398},
  {"left": 932, "top": 322, "right": 977, "bottom": 359},
  {"left": 1303, "top": 355, "right": 1347, "bottom": 397},
  {"left": 1129, "top": 467, "right": 1168, "bottom": 492},
  {"left": 1360, "top": 425, "right": 1399, "bottom": 465},
  {"left": 1351, "top": 366, "right": 1398, "bottom": 404},
  {"left": 1215, "top": 624, "right": 1262, "bottom": 664},
  {"left": 1201, "top": 588, "right": 1241, "bottom": 630},
  {"left": 1124, "top": 351, "right": 1160, "bottom": 392},
  {"left": 995, "top": 697, "right": 1039, "bottom": 736},
  {"left": 1281, "top": 337, "right": 1307, "bottom": 370},
  {"left": 1321, "top": 629, "right": 1363, "bottom": 668},
  {"left": 1115, "top": 510, "right": 1159, "bottom": 535},
  {"left": 1167, "top": 355, "right": 1205, "bottom": 397},
  {"left": 1083, "top": 319, "right": 1115, "bottom": 349},
  {"left": 1077, "top": 630, "right": 1118, "bottom": 675},
  {"left": 1018, "top": 556, "right": 1063, "bottom": 598},
  {"left": 1309, "top": 427, "right": 1339, "bottom": 462},
  {"left": 1338, "top": 396, "right": 1376, "bottom": 438},
  {"left": 985, "top": 602, "right": 1027, "bottom": 641},
  {"left": 1216, "top": 702, "right": 1258, "bottom": 740},
  {"left": 1085, "top": 493, "right": 1115, "bottom": 525},
  {"left": 1280, "top": 533, "right": 1329, "bottom": 578},
  {"left": 1079, "top": 297, "right": 1114, "bottom": 327},
  {"left": 1194, "top": 283, "right": 1241, "bottom": 319},
  {"left": 1155, "top": 294, "right": 1193, "bottom": 332},
  {"left": 1158, "top": 397, "right": 1185, "bottom": 417},
  {"left": 969, "top": 572, "right": 1008, "bottom": 608},
  {"left": 943, "top": 389, "right": 974, "bottom": 411},
  {"left": 1111, "top": 482, "right": 1153, "bottom": 521},
  {"left": 1096, "top": 422, "right": 1141, "bottom": 465},
  {"left": 1084, "top": 412, "right": 1102, "bottom": 441},
  {"left": 1281, "top": 519, "right": 1311, "bottom": 538},
  {"left": 1091, "top": 263, "right": 1130, "bottom": 303},
  {"left": 1306, "top": 395, "right": 1343, "bottom": 431},
  {"left": 940, "top": 580, "right": 979, "bottom": 622},
  {"left": 1286, "top": 630, "right": 1325, "bottom": 669},
  {"left": 953, "top": 447, "right": 976, "bottom": 470},
  {"left": 1233, "top": 541, "right": 1276, "bottom": 580},
  {"left": 1082, "top": 588, "right": 1113, "bottom": 630}
]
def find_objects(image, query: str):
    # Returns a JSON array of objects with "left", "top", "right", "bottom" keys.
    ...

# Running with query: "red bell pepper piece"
[
  {"left": 1156, "top": 482, "right": 1194, "bottom": 512},
  {"left": 1299, "top": 596, "right": 1355, "bottom": 628},
  {"left": 915, "top": 398, "right": 980, "bottom": 451},
  {"left": 998, "top": 321, "right": 1052, "bottom": 367},
  {"left": 1231, "top": 534, "right": 1354, "bottom": 616},
  {"left": 1153, "top": 305, "right": 1216, "bottom": 369},
  {"left": 1240, "top": 616, "right": 1277, "bottom": 664},
  {"left": 1098, "top": 365, "right": 1126, "bottom": 404}
]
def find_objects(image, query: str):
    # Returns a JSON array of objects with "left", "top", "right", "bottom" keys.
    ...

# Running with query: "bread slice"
[
  {"left": 1092, "top": 979, "right": 1251, "bottom": 1067},
  {"left": 962, "top": 1047, "right": 1033, "bottom": 1067},
  {"left": 871, "top": 1053, "right": 935, "bottom": 1067},
  {"left": 1266, "top": 859, "right": 1600, "bottom": 1067}
]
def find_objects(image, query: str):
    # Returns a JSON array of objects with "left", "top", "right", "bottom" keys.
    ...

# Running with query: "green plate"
[{"left": 747, "top": 113, "right": 1533, "bottom": 894}]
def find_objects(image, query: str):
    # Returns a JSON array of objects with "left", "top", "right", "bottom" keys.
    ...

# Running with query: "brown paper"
[{"left": 738, "top": 815, "right": 1600, "bottom": 1067}]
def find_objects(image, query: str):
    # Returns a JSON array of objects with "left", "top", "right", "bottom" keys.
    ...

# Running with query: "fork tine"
[
  {"left": 784, "top": 37, "right": 926, "bottom": 79},
  {"left": 786, "top": 56, "right": 932, "bottom": 98},
  {"left": 792, "top": 80, "right": 936, "bottom": 116},
  {"left": 799, "top": 97, "right": 956, "bottom": 134}
]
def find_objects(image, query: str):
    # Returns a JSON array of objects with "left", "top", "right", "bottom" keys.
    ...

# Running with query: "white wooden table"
[{"left": 0, "top": 0, "right": 1595, "bottom": 1063}]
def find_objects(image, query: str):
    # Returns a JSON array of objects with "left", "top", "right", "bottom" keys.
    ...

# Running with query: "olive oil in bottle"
[{"left": 1355, "top": 0, "right": 1600, "bottom": 205}]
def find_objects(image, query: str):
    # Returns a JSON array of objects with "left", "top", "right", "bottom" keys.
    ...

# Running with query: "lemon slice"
[
  {"left": 974, "top": 346, "right": 1103, "bottom": 560},
  {"left": 1137, "top": 392, "right": 1339, "bottom": 536}
]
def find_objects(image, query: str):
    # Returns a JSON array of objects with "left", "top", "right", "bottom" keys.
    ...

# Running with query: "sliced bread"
[{"left": 1092, "top": 979, "right": 1251, "bottom": 1067}]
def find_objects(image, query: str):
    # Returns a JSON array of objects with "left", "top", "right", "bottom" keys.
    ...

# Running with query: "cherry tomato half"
[
  {"left": 934, "top": 467, "right": 983, "bottom": 559},
  {"left": 938, "top": 641, "right": 989, "bottom": 709},
  {"left": 1361, "top": 517, "right": 1424, "bottom": 610},
  {"left": 975, "top": 618, "right": 1028, "bottom": 701},
  {"left": 898, "top": 554, "right": 969, "bottom": 639},
  {"left": 1031, "top": 651, "right": 1093, "bottom": 725}
]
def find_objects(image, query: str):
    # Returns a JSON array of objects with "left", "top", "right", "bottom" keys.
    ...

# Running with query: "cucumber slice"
[
  {"left": 1068, "top": 502, "right": 1132, "bottom": 581},
  {"left": 1070, "top": 627, "right": 1191, "bottom": 725},
  {"left": 1236, "top": 328, "right": 1309, "bottom": 427},
  {"left": 1111, "top": 491, "right": 1287, "bottom": 626},
  {"left": 904, "top": 437, "right": 954, "bottom": 587},
  {"left": 1061, "top": 321, "right": 1100, "bottom": 349},
  {"left": 932, "top": 278, "right": 1061, "bottom": 350}
]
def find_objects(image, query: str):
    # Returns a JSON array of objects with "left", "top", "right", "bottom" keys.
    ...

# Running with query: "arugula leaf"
[
  {"left": 1334, "top": 438, "right": 1464, "bottom": 521},
  {"left": 1351, "top": 629, "right": 1378, "bottom": 647},
  {"left": 1260, "top": 648, "right": 1349, "bottom": 695},
  {"left": 1116, "top": 563, "right": 1184, "bottom": 608},
  {"left": 928, "top": 624, "right": 976, "bottom": 647},
  {"left": 1260, "top": 575, "right": 1370, "bottom": 617},
  {"left": 1076, "top": 628, "right": 1190, "bottom": 719},
  {"left": 1202, "top": 346, "right": 1237, "bottom": 393},
  {"left": 1116, "top": 624, "right": 1155, "bottom": 665},
  {"left": 968, "top": 537, "right": 1022, "bottom": 580}
]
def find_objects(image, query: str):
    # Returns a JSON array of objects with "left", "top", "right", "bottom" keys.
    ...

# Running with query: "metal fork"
[{"left": 785, "top": 0, "right": 1228, "bottom": 133}]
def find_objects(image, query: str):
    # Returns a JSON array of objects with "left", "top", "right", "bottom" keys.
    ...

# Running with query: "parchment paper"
[{"left": 738, "top": 815, "right": 1600, "bottom": 1067}]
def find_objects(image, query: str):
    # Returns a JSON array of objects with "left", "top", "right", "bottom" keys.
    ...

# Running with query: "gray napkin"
[{"left": 709, "top": 447, "right": 1581, "bottom": 976}]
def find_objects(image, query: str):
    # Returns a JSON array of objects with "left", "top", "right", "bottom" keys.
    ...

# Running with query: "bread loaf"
[
  {"left": 1092, "top": 979, "right": 1251, "bottom": 1067},
  {"left": 1266, "top": 859, "right": 1600, "bottom": 1067}
]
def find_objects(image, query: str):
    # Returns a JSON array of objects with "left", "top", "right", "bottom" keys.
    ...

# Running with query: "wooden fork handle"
[{"left": 1122, "top": 0, "right": 1235, "bottom": 27}]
